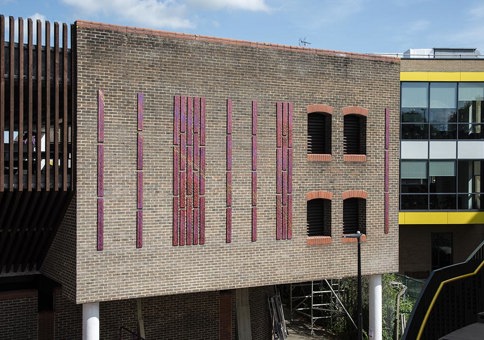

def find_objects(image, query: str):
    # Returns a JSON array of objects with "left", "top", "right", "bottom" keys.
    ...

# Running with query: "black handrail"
[
  {"left": 403, "top": 240, "right": 484, "bottom": 340},
  {"left": 119, "top": 326, "right": 145, "bottom": 340}
]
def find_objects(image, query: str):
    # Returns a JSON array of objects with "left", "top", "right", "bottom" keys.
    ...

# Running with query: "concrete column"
[
  {"left": 83, "top": 302, "right": 100, "bottom": 340},
  {"left": 369, "top": 274, "right": 382, "bottom": 340}
]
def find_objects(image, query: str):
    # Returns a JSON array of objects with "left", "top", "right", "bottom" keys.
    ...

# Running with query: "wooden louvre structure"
[{"left": 0, "top": 15, "right": 74, "bottom": 274}]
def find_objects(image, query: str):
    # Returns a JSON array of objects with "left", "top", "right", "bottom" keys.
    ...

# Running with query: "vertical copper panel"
[
  {"left": 193, "top": 172, "right": 199, "bottom": 208},
  {"left": 36, "top": 19, "right": 42, "bottom": 191},
  {"left": 97, "top": 198, "right": 104, "bottom": 251},
  {"left": 136, "top": 210, "right": 143, "bottom": 248},
  {"left": 252, "top": 135, "right": 257, "bottom": 171},
  {"left": 288, "top": 148, "right": 293, "bottom": 194},
  {"left": 98, "top": 90, "right": 105, "bottom": 143},
  {"left": 276, "top": 195, "right": 282, "bottom": 240},
  {"left": 180, "top": 128, "right": 186, "bottom": 172},
  {"left": 200, "top": 97, "right": 206, "bottom": 146},
  {"left": 53, "top": 23, "right": 60, "bottom": 191},
  {"left": 287, "top": 194, "right": 293, "bottom": 240},
  {"left": 276, "top": 102, "right": 282, "bottom": 148},
  {"left": 276, "top": 148, "right": 282, "bottom": 194},
  {"left": 193, "top": 132, "right": 200, "bottom": 171},
  {"left": 384, "top": 150, "right": 389, "bottom": 193},
  {"left": 288, "top": 102, "right": 293, "bottom": 148},
  {"left": 187, "top": 146, "right": 193, "bottom": 195},
  {"left": 252, "top": 172, "right": 257, "bottom": 206},
  {"left": 0, "top": 15, "right": 4, "bottom": 191},
  {"left": 384, "top": 192, "right": 389, "bottom": 234},
  {"left": 137, "top": 134, "right": 143, "bottom": 170},
  {"left": 180, "top": 170, "right": 186, "bottom": 209},
  {"left": 385, "top": 108, "right": 390, "bottom": 149},
  {"left": 97, "top": 145, "right": 104, "bottom": 198},
  {"left": 18, "top": 18, "right": 24, "bottom": 190},
  {"left": 226, "top": 172, "right": 232, "bottom": 207},
  {"left": 282, "top": 101, "right": 288, "bottom": 137},
  {"left": 282, "top": 171, "right": 287, "bottom": 206},
  {"left": 44, "top": 21, "right": 51, "bottom": 190},
  {"left": 194, "top": 97, "right": 200, "bottom": 134},
  {"left": 227, "top": 99, "right": 232, "bottom": 134},
  {"left": 226, "top": 208, "right": 232, "bottom": 243},
  {"left": 173, "top": 147, "right": 179, "bottom": 196},
  {"left": 200, "top": 147, "right": 206, "bottom": 195},
  {"left": 27, "top": 19, "right": 34, "bottom": 191},
  {"left": 180, "top": 96, "right": 186, "bottom": 133},
  {"left": 187, "top": 97, "right": 193, "bottom": 146},
  {"left": 193, "top": 207, "right": 199, "bottom": 245},
  {"left": 173, "top": 197, "right": 179, "bottom": 246},
  {"left": 137, "top": 93, "right": 144, "bottom": 131},
  {"left": 8, "top": 17, "right": 14, "bottom": 190},
  {"left": 251, "top": 207, "right": 257, "bottom": 242},
  {"left": 179, "top": 208, "right": 186, "bottom": 246},
  {"left": 282, "top": 137, "right": 287, "bottom": 172},
  {"left": 252, "top": 101, "right": 257, "bottom": 135},
  {"left": 186, "top": 199, "right": 193, "bottom": 245},
  {"left": 282, "top": 205, "right": 288, "bottom": 240},
  {"left": 226, "top": 135, "right": 232, "bottom": 171},
  {"left": 199, "top": 197, "right": 205, "bottom": 245},
  {"left": 62, "top": 23, "right": 68, "bottom": 190},
  {"left": 137, "top": 172, "right": 143, "bottom": 210},
  {"left": 173, "top": 96, "right": 180, "bottom": 145}
]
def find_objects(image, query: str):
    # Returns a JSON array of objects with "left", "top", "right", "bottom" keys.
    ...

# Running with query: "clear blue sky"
[{"left": 2, "top": 0, "right": 484, "bottom": 54}]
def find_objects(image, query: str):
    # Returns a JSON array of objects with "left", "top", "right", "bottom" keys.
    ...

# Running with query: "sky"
[{"left": 1, "top": 0, "right": 484, "bottom": 55}]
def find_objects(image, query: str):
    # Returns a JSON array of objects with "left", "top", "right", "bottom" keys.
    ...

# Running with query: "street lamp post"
[{"left": 343, "top": 231, "right": 363, "bottom": 340}]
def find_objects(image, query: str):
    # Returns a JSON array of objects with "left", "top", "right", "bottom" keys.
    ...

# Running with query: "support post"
[
  {"left": 83, "top": 302, "right": 100, "bottom": 340},
  {"left": 369, "top": 274, "right": 383, "bottom": 340}
]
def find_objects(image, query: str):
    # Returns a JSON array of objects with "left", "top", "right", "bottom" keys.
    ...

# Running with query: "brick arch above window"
[
  {"left": 342, "top": 106, "right": 368, "bottom": 117},
  {"left": 342, "top": 190, "right": 368, "bottom": 200},
  {"left": 306, "top": 190, "right": 333, "bottom": 201},
  {"left": 307, "top": 104, "right": 334, "bottom": 114}
]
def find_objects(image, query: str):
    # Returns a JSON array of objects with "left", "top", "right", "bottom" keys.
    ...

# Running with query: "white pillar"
[
  {"left": 369, "top": 274, "right": 382, "bottom": 340},
  {"left": 83, "top": 302, "right": 100, "bottom": 340}
]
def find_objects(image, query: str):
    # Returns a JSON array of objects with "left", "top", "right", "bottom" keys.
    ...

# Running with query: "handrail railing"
[
  {"left": 403, "top": 240, "right": 484, "bottom": 340},
  {"left": 119, "top": 326, "right": 145, "bottom": 340}
]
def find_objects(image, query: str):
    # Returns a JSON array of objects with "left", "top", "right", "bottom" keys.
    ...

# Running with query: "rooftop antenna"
[{"left": 299, "top": 37, "right": 311, "bottom": 47}]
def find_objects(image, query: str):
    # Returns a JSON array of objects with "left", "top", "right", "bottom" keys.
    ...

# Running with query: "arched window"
[{"left": 307, "top": 198, "right": 331, "bottom": 237}]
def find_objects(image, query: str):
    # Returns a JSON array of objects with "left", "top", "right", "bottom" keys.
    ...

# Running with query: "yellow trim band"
[
  {"left": 401, "top": 72, "right": 484, "bottom": 82},
  {"left": 399, "top": 212, "right": 484, "bottom": 225},
  {"left": 416, "top": 260, "right": 484, "bottom": 339}
]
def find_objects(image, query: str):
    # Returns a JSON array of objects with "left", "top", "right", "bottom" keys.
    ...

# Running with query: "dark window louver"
[
  {"left": 308, "top": 112, "right": 331, "bottom": 154},
  {"left": 343, "top": 198, "right": 366, "bottom": 234},
  {"left": 344, "top": 115, "right": 366, "bottom": 155},
  {"left": 307, "top": 199, "right": 331, "bottom": 237}
]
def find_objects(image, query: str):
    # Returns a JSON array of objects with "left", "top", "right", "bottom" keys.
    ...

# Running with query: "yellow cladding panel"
[
  {"left": 399, "top": 212, "right": 484, "bottom": 224},
  {"left": 400, "top": 72, "right": 484, "bottom": 82}
]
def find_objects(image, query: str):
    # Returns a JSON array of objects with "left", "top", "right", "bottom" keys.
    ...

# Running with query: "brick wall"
[
  {"left": 401, "top": 59, "right": 484, "bottom": 72},
  {"left": 0, "top": 291, "right": 38, "bottom": 339},
  {"left": 74, "top": 21, "right": 400, "bottom": 303}
]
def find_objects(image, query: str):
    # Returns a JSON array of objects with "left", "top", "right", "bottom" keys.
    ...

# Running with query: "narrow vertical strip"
[
  {"left": 98, "top": 90, "right": 105, "bottom": 142},
  {"left": 200, "top": 147, "right": 206, "bottom": 195},
  {"left": 8, "top": 17, "right": 14, "bottom": 191},
  {"left": 384, "top": 108, "right": 390, "bottom": 234},
  {"left": 53, "top": 22, "right": 60, "bottom": 191},
  {"left": 97, "top": 198, "right": 104, "bottom": 251},
  {"left": 288, "top": 102, "right": 293, "bottom": 149},
  {"left": 137, "top": 172, "right": 143, "bottom": 210},
  {"left": 226, "top": 99, "right": 233, "bottom": 243},
  {"left": 45, "top": 21, "right": 51, "bottom": 191},
  {"left": 136, "top": 93, "right": 144, "bottom": 248},
  {"left": 187, "top": 97, "right": 193, "bottom": 146},
  {"left": 18, "top": 18, "right": 24, "bottom": 190},
  {"left": 199, "top": 97, "right": 206, "bottom": 244},
  {"left": 200, "top": 97, "right": 206, "bottom": 146},
  {"left": 193, "top": 207, "right": 199, "bottom": 245},
  {"left": 287, "top": 195, "right": 293, "bottom": 240},
  {"left": 137, "top": 211, "right": 143, "bottom": 249},
  {"left": 27, "top": 19, "right": 34, "bottom": 191},
  {"left": 287, "top": 102, "right": 293, "bottom": 240},
  {"left": 173, "top": 147, "right": 179, "bottom": 196},
  {"left": 97, "top": 89, "right": 105, "bottom": 251},
  {"left": 137, "top": 134, "right": 143, "bottom": 171},
  {"left": 0, "top": 15, "right": 4, "bottom": 191},
  {"left": 199, "top": 197, "right": 205, "bottom": 245},
  {"left": 173, "top": 197, "right": 179, "bottom": 246},
  {"left": 186, "top": 200, "right": 193, "bottom": 245},
  {"left": 97, "top": 145, "right": 104, "bottom": 198},
  {"left": 35, "top": 19, "right": 42, "bottom": 191},
  {"left": 252, "top": 101, "right": 257, "bottom": 242},
  {"left": 276, "top": 195, "right": 282, "bottom": 240},
  {"left": 174, "top": 96, "right": 180, "bottom": 145},
  {"left": 62, "top": 23, "right": 68, "bottom": 190}
]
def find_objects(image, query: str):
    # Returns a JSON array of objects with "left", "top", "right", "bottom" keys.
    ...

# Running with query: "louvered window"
[
  {"left": 343, "top": 198, "right": 366, "bottom": 234},
  {"left": 307, "top": 198, "right": 331, "bottom": 236},
  {"left": 308, "top": 112, "right": 331, "bottom": 154},
  {"left": 344, "top": 114, "right": 366, "bottom": 155}
]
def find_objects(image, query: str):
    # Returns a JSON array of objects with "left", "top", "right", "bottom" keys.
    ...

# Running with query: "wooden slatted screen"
[
  {"left": 308, "top": 112, "right": 331, "bottom": 154},
  {"left": 344, "top": 115, "right": 366, "bottom": 155},
  {"left": 343, "top": 198, "right": 366, "bottom": 234},
  {"left": 307, "top": 198, "right": 331, "bottom": 237}
]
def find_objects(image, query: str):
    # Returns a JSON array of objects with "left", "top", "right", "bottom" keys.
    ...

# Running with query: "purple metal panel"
[
  {"left": 385, "top": 108, "right": 390, "bottom": 150},
  {"left": 282, "top": 137, "right": 288, "bottom": 172},
  {"left": 276, "top": 148, "right": 282, "bottom": 194},
  {"left": 282, "top": 101, "right": 288, "bottom": 137},
  {"left": 226, "top": 172, "right": 232, "bottom": 207},
  {"left": 173, "top": 197, "right": 179, "bottom": 246},
  {"left": 193, "top": 207, "right": 199, "bottom": 245},
  {"left": 282, "top": 171, "right": 287, "bottom": 206},
  {"left": 282, "top": 205, "right": 288, "bottom": 240},
  {"left": 252, "top": 101, "right": 257, "bottom": 136},
  {"left": 276, "top": 195, "right": 282, "bottom": 240},
  {"left": 226, "top": 135, "right": 232, "bottom": 171},
  {"left": 137, "top": 172, "right": 143, "bottom": 210},
  {"left": 187, "top": 96, "right": 193, "bottom": 146},
  {"left": 288, "top": 148, "right": 293, "bottom": 194},
  {"left": 194, "top": 132, "right": 200, "bottom": 172},
  {"left": 136, "top": 210, "right": 143, "bottom": 248},
  {"left": 187, "top": 199, "right": 193, "bottom": 245},
  {"left": 97, "top": 198, "right": 104, "bottom": 251},
  {"left": 252, "top": 207, "right": 257, "bottom": 242},
  {"left": 193, "top": 171, "right": 199, "bottom": 208},
  {"left": 287, "top": 194, "right": 293, "bottom": 240},
  {"left": 173, "top": 147, "right": 179, "bottom": 196},
  {"left": 252, "top": 135, "right": 257, "bottom": 171},
  {"left": 252, "top": 172, "right": 257, "bottom": 207},
  {"left": 137, "top": 134, "right": 143, "bottom": 171},
  {"left": 180, "top": 96, "right": 186, "bottom": 134},
  {"left": 200, "top": 197, "right": 205, "bottom": 245},
  {"left": 180, "top": 208, "right": 186, "bottom": 246},
  {"left": 276, "top": 102, "right": 282, "bottom": 148},
  {"left": 227, "top": 99, "right": 233, "bottom": 134},
  {"left": 288, "top": 102, "right": 293, "bottom": 148},
  {"left": 384, "top": 192, "right": 389, "bottom": 235},
  {"left": 194, "top": 97, "right": 200, "bottom": 134},
  {"left": 137, "top": 93, "right": 144, "bottom": 131},
  {"left": 97, "top": 144, "right": 104, "bottom": 198},
  {"left": 180, "top": 130, "right": 186, "bottom": 172},
  {"left": 187, "top": 146, "right": 193, "bottom": 195},
  {"left": 174, "top": 96, "right": 180, "bottom": 145},
  {"left": 180, "top": 170, "right": 186, "bottom": 209},
  {"left": 384, "top": 150, "right": 389, "bottom": 193},
  {"left": 226, "top": 207, "right": 232, "bottom": 243},
  {"left": 200, "top": 147, "right": 206, "bottom": 195},
  {"left": 200, "top": 97, "right": 206, "bottom": 146},
  {"left": 98, "top": 89, "right": 104, "bottom": 143}
]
